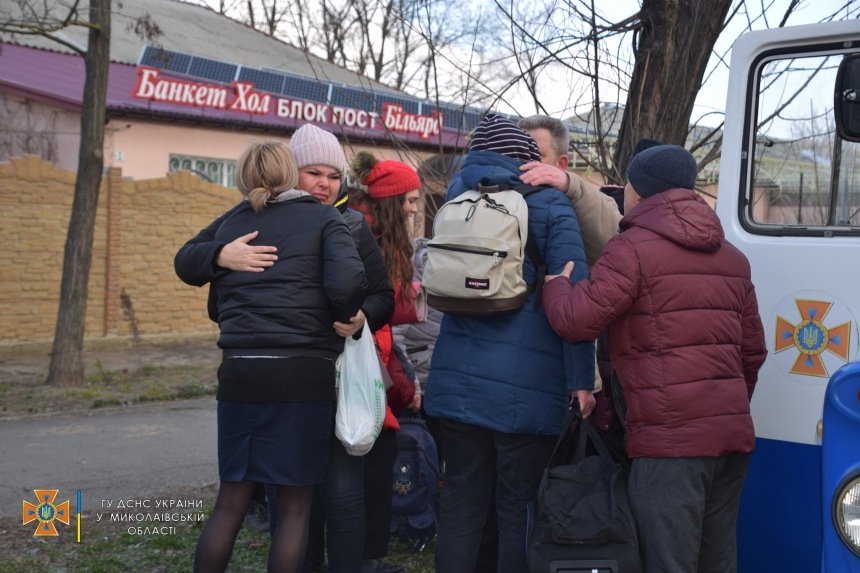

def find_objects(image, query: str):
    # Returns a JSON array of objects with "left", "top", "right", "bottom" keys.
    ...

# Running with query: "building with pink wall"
[{"left": 0, "top": 0, "right": 478, "bottom": 184}]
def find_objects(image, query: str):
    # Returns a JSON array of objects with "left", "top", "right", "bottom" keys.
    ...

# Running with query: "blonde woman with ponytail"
[
  {"left": 192, "top": 140, "right": 368, "bottom": 573},
  {"left": 237, "top": 140, "right": 301, "bottom": 212}
]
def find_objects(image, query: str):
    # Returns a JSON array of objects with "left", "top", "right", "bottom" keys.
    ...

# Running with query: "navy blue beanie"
[
  {"left": 626, "top": 144, "right": 697, "bottom": 199},
  {"left": 632, "top": 137, "right": 663, "bottom": 158}
]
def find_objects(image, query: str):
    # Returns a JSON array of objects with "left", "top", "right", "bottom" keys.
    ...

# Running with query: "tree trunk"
[
  {"left": 614, "top": 0, "right": 732, "bottom": 180},
  {"left": 46, "top": 0, "right": 111, "bottom": 387}
]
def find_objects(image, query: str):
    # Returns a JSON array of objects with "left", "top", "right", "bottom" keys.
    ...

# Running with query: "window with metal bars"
[{"left": 168, "top": 154, "right": 236, "bottom": 188}]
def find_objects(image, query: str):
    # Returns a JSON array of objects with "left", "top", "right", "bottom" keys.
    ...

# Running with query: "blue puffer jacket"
[{"left": 424, "top": 151, "right": 594, "bottom": 436}]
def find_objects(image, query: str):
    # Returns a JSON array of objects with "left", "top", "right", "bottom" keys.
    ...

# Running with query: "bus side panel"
[{"left": 738, "top": 437, "right": 822, "bottom": 573}]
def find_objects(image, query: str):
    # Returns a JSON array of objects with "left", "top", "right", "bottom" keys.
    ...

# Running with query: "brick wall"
[{"left": 0, "top": 156, "right": 239, "bottom": 343}]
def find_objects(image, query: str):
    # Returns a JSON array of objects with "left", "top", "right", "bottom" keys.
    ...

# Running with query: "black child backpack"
[
  {"left": 527, "top": 410, "right": 643, "bottom": 573},
  {"left": 390, "top": 414, "right": 441, "bottom": 551}
]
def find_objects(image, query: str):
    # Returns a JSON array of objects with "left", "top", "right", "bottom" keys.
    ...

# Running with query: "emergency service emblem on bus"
[{"left": 767, "top": 291, "right": 858, "bottom": 384}]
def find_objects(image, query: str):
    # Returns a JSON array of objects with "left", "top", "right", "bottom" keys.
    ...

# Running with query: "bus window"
[{"left": 748, "top": 53, "right": 860, "bottom": 232}]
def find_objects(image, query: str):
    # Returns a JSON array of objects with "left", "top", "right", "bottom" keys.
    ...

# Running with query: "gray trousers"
[{"left": 628, "top": 453, "right": 751, "bottom": 573}]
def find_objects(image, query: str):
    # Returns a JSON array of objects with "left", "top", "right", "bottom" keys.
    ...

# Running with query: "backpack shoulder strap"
[{"left": 511, "top": 184, "right": 551, "bottom": 310}]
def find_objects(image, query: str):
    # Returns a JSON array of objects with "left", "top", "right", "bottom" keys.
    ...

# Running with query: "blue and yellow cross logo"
[{"left": 23, "top": 489, "right": 70, "bottom": 536}]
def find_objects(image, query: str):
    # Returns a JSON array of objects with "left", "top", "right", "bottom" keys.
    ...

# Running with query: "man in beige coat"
[
  {"left": 518, "top": 115, "right": 621, "bottom": 267},
  {"left": 517, "top": 115, "right": 622, "bottom": 395}
]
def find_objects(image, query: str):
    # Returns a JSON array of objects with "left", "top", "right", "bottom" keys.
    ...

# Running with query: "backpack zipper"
[
  {"left": 427, "top": 244, "right": 507, "bottom": 266},
  {"left": 435, "top": 193, "right": 524, "bottom": 257}
]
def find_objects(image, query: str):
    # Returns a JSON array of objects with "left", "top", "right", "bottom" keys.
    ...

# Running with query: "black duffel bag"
[{"left": 527, "top": 410, "right": 642, "bottom": 573}]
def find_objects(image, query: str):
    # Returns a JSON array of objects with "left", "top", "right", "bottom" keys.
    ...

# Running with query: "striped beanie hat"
[{"left": 469, "top": 114, "right": 542, "bottom": 164}]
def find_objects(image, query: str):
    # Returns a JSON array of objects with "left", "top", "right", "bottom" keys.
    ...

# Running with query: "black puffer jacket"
[
  {"left": 174, "top": 194, "right": 394, "bottom": 333},
  {"left": 332, "top": 183, "right": 395, "bottom": 333},
  {"left": 213, "top": 196, "right": 367, "bottom": 357}
]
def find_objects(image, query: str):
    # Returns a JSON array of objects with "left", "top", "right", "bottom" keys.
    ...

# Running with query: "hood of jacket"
[
  {"left": 452, "top": 151, "right": 525, "bottom": 197},
  {"left": 620, "top": 188, "right": 724, "bottom": 253}
]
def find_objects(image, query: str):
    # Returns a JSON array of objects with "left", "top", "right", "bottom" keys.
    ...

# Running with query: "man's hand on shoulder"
[
  {"left": 519, "top": 161, "right": 570, "bottom": 192},
  {"left": 216, "top": 231, "right": 278, "bottom": 272}
]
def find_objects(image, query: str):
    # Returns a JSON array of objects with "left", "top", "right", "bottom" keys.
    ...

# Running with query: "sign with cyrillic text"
[{"left": 131, "top": 67, "right": 444, "bottom": 138}]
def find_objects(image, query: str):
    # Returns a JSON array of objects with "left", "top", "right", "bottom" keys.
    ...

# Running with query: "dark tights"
[{"left": 193, "top": 480, "right": 315, "bottom": 573}]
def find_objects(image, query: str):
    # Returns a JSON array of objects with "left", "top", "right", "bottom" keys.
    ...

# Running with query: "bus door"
[{"left": 716, "top": 21, "right": 860, "bottom": 572}]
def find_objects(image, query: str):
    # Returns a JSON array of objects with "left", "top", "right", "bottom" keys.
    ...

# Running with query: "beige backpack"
[{"left": 422, "top": 183, "right": 547, "bottom": 317}]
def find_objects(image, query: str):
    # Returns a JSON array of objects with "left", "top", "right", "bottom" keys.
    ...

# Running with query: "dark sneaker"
[
  {"left": 243, "top": 499, "right": 270, "bottom": 533},
  {"left": 360, "top": 559, "right": 403, "bottom": 573}
]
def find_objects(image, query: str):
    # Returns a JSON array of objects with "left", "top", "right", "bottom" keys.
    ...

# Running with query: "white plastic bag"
[{"left": 335, "top": 322, "right": 386, "bottom": 456}]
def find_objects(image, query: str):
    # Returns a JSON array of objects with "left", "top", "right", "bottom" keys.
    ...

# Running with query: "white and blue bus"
[{"left": 718, "top": 20, "right": 860, "bottom": 573}]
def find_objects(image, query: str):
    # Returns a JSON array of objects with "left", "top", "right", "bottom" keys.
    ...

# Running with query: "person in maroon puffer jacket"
[{"left": 542, "top": 145, "right": 767, "bottom": 573}]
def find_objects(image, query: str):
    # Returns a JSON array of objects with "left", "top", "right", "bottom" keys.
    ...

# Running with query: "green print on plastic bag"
[{"left": 372, "top": 378, "right": 385, "bottom": 440}]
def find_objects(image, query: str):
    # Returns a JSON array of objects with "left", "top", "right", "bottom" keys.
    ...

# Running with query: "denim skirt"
[{"left": 217, "top": 400, "right": 333, "bottom": 486}]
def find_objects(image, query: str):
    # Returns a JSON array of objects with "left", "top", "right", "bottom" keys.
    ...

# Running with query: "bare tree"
[
  {"left": 477, "top": 0, "right": 860, "bottom": 186},
  {"left": 1, "top": 1, "right": 159, "bottom": 387},
  {"left": 612, "top": 0, "right": 734, "bottom": 179},
  {"left": 235, "top": 0, "right": 482, "bottom": 101},
  {"left": 1, "top": 0, "right": 112, "bottom": 387}
]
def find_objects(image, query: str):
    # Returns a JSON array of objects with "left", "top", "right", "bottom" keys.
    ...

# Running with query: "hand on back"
[
  {"left": 545, "top": 261, "right": 575, "bottom": 283},
  {"left": 519, "top": 161, "right": 570, "bottom": 192},
  {"left": 217, "top": 231, "right": 277, "bottom": 272}
]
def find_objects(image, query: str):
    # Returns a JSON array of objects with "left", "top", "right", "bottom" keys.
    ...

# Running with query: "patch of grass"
[
  {"left": 388, "top": 537, "right": 436, "bottom": 573},
  {"left": 91, "top": 399, "right": 123, "bottom": 409},
  {"left": 0, "top": 556, "right": 43, "bottom": 573},
  {"left": 138, "top": 386, "right": 167, "bottom": 403},
  {"left": 0, "top": 504, "right": 433, "bottom": 573},
  {"left": 150, "top": 534, "right": 183, "bottom": 551},
  {"left": 94, "top": 359, "right": 116, "bottom": 385},
  {"left": 176, "top": 380, "right": 215, "bottom": 400},
  {"left": 1, "top": 363, "right": 219, "bottom": 418}
]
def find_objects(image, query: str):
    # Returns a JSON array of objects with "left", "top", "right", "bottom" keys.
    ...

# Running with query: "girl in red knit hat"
[
  {"left": 349, "top": 151, "right": 422, "bottom": 573},
  {"left": 349, "top": 151, "right": 421, "bottom": 305}
]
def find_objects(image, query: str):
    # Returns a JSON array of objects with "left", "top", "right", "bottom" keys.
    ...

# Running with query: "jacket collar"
[
  {"left": 620, "top": 188, "right": 724, "bottom": 253},
  {"left": 333, "top": 180, "right": 350, "bottom": 214},
  {"left": 456, "top": 151, "right": 525, "bottom": 193}
]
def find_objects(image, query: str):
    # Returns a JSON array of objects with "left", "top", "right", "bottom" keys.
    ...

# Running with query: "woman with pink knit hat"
[
  {"left": 290, "top": 123, "right": 348, "bottom": 206},
  {"left": 349, "top": 151, "right": 422, "bottom": 573},
  {"left": 174, "top": 124, "right": 395, "bottom": 573}
]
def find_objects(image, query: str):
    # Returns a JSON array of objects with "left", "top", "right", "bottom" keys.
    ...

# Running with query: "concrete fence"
[{"left": 0, "top": 155, "right": 239, "bottom": 344}]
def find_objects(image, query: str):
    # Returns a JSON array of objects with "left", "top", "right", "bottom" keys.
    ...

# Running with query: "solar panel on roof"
[
  {"left": 281, "top": 75, "right": 329, "bottom": 103},
  {"left": 464, "top": 111, "right": 485, "bottom": 130},
  {"left": 188, "top": 57, "right": 238, "bottom": 83},
  {"left": 141, "top": 46, "right": 192, "bottom": 74},
  {"left": 375, "top": 95, "right": 419, "bottom": 114},
  {"left": 238, "top": 68, "right": 285, "bottom": 94},
  {"left": 330, "top": 86, "right": 375, "bottom": 112},
  {"left": 424, "top": 104, "right": 466, "bottom": 131},
  {"left": 444, "top": 109, "right": 465, "bottom": 131}
]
